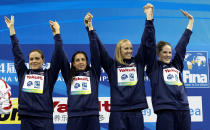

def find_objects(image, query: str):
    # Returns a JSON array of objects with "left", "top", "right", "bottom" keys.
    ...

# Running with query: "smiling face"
[
  {"left": 120, "top": 41, "right": 133, "bottom": 60},
  {"left": 73, "top": 53, "right": 87, "bottom": 71},
  {"left": 29, "top": 51, "right": 44, "bottom": 70},
  {"left": 158, "top": 45, "right": 172, "bottom": 64}
]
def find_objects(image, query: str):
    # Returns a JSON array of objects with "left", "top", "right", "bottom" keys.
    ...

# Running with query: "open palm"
[
  {"left": 5, "top": 16, "right": 14, "bottom": 29},
  {"left": 180, "top": 9, "right": 193, "bottom": 20}
]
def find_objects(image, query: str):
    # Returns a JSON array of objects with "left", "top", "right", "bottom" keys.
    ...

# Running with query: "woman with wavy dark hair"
[{"left": 60, "top": 14, "right": 101, "bottom": 130}]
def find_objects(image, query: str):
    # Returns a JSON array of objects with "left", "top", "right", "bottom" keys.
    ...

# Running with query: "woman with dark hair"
[
  {"left": 68, "top": 51, "right": 90, "bottom": 85},
  {"left": 146, "top": 10, "right": 194, "bottom": 130},
  {"left": 85, "top": 3, "right": 155, "bottom": 130},
  {"left": 60, "top": 14, "right": 101, "bottom": 130},
  {"left": 5, "top": 16, "right": 63, "bottom": 130}
]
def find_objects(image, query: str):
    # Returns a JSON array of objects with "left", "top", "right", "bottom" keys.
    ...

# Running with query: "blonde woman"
[{"left": 86, "top": 3, "right": 155, "bottom": 130}]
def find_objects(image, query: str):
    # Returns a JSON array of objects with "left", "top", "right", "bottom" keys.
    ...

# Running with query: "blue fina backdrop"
[{"left": 0, "top": 0, "right": 210, "bottom": 130}]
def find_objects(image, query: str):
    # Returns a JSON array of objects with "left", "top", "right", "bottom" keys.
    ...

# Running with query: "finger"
[
  {"left": 180, "top": 10, "right": 193, "bottom": 19},
  {"left": 49, "top": 21, "right": 54, "bottom": 30},
  {"left": 85, "top": 13, "right": 89, "bottom": 18},
  {"left": 11, "top": 15, "right": 14, "bottom": 20},
  {"left": 146, "top": 3, "right": 153, "bottom": 8},
  {"left": 88, "top": 12, "right": 93, "bottom": 18},
  {"left": 85, "top": 14, "right": 91, "bottom": 20},
  {"left": 49, "top": 20, "right": 54, "bottom": 25},
  {"left": 180, "top": 9, "right": 187, "bottom": 16},
  {"left": 87, "top": 12, "right": 92, "bottom": 17},
  {"left": 49, "top": 20, "right": 54, "bottom": 23},
  {"left": 180, "top": 9, "right": 184, "bottom": 13},
  {"left": 85, "top": 16, "right": 91, "bottom": 22},
  {"left": 5, "top": 18, "right": 11, "bottom": 25},
  {"left": 84, "top": 15, "right": 88, "bottom": 21},
  {"left": 10, "top": 16, "right": 14, "bottom": 23},
  {"left": 144, "top": 3, "right": 153, "bottom": 9},
  {"left": 4, "top": 16, "right": 9, "bottom": 23},
  {"left": 88, "top": 14, "right": 93, "bottom": 20},
  {"left": 55, "top": 21, "right": 59, "bottom": 27},
  {"left": 5, "top": 16, "right": 10, "bottom": 21}
]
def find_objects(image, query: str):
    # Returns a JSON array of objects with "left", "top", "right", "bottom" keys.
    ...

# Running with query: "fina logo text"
[{"left": 183, "top": 51, "right": 209, "bottom": 88}]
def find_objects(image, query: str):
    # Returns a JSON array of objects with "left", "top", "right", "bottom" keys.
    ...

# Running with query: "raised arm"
[
  {"left": 84, "top": 13, "right": 101, "bottom": 77},
  {"left": 48, "top": 20, "right": 64, "bottom": 85},
  {"left": 172, "top": 10, "right": 193, "bottom": 72},
  {"left": 85, "top": 13, "right": 114, "bottom": 74},
  {"left": 180, "top": 9, "right": 194, "bottom": 31},
  {"left": 84, "top": 12, "right": 94, "bottom": 31},
  {"left": 49, "top": 20, "right": 61, "bottom": 36},
  {"left": 5, "top": 16, "right": 27, "bottom": 77},
  {"left": 175, "top": 10, "right": 193, "bottom": 60},
  {"left": 144, "top": 3, "right": 153, "bottom": 21},
  {"left": 50, "top": 21, "right": 71, "bottom": 86},
  {"left": 5, "top": 16, "right": 15, "bottom": 36},
  {"left": 135, "top": 3, "right": 156, "bottom": 65}
]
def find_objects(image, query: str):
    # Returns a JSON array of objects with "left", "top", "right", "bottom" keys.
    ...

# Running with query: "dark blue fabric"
[
  {"left": 60, "top": 29, "right": 101, "bottom": 118},
  {"left": 156, "top": 110, "right": 191, "bottom": 130},
  {"left": 66, "top": 115, "right": 100, "bottom": 130},
  {"left": 11, "top": 34, "right": 62, "bottom": 118},
  {"left": 92, "top": 20, "right": 155, "bottom": 112},
  {"left": 146, "top": 29, "right": 192, "bottom": 113},
  {"left": 109, "top": 111, "right": 144, "bottom": 130},
  {"left": 20, "top": 116, "right": 54, "bottom": 130}
]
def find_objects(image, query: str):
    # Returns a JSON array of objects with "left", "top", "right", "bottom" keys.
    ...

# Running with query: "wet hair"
[
  {"left": 156, "top": 41, "right": 172, "bottom": 55},
  {"left": 28, "top": 49, "right": 45, "bottom": 60},
  {"left": 69, "top": 51, "right": 89, "bottom": 83},
  {"left": 115, "top": 39, "right": 131, "bottom": 65}
]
